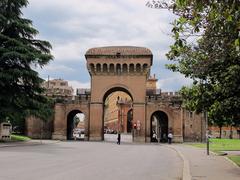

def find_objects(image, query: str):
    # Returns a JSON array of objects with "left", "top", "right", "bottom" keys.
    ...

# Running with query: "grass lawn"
[
  {"left": 228, "top": 156, "right": 240, "bottom": 166},
  {"left": 190, "top": 138, "right": 240, "bottom": 151},
  {"left": 10, "top": 134, "right": 31, "bottom": 141},
  {"left": 189, "top": 138, "right": 240, "bottom": 166}
]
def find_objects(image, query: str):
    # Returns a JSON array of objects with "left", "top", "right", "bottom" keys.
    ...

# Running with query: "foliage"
[
  {"left": 154, "top": 0, "right": 240, "bottom": 126},
  {"left": 0, "top": 0, "right": 53, "bottom": 122}
]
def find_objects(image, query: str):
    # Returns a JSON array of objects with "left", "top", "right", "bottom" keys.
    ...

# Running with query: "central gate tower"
[{"left": 85, "top": 46, "right": 152, "bottom": 141}]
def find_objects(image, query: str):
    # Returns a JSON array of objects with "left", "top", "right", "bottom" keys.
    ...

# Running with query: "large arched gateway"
[{"left": 44, "top": 46, "right": 205, "bottom": 142}]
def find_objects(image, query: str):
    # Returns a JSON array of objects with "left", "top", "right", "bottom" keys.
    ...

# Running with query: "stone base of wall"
[
  {"left": 173, "top": 135, "right": 183, "bottom": 143},
  {"left": 52, "top": 134, "right": 66, "bottom": 140},
  {"left": 146, "top": 137, "right": 151, "bottom": 143},
  {"left": 89, "top": 136, "right": 102, "bottom": 141},
  {"left": 133, "top": 136, "right": 145, "bottom": 142}
]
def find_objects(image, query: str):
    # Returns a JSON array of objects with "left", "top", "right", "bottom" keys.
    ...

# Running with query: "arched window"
[
  {"left": 129, "top": 63, "right": 134, "bottom": 72},
  {"left": 103, "top": 63, "right": 108, "bottom": 72},
  {"left": 136, "top": 63, "right": 141, "bottom": 72},
  {"left": 96, "top": 63, "right": 101, "bottom": 72},
  {"left": 122, "top": 64, "right": 128, "bottom": 73},
  {"left": 89, "top": 63, "right": 94, "bottom": 72},
  {"left": 116, "top": 64, "right": 121, "bottom": 74},
  {"left": 109, "top": 64, "right": 114, "bottom": 73},
  {"left": 143, "top": 63, "right": 148, "bottom": 71}
]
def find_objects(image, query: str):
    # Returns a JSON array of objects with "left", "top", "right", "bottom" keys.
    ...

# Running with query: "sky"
[{"left": 23, "top": 0, "right": 192, "bottom": 93}]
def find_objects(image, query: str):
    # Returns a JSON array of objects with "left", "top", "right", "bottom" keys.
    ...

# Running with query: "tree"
[
  {"left": 153, "top": 0, "right": 240, "bottom": 125},
  {"left": 0, "top": 0, "right": 53, "bottom": 122}
]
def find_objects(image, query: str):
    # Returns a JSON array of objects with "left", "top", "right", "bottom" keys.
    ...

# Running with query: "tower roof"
[{"left": 85, "top": 46, "right": 152, "bottom": 56}]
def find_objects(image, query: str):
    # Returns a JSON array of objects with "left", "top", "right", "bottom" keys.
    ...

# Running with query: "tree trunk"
[
  {"left": 229, "top": 125, "right": 233, "bottom": 139},
  {"left": 219, "top": 126, "right": 222, "bottom": 139}
]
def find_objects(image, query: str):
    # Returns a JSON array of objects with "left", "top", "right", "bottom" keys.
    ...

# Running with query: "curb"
[
  {"left": 224, "top": 156, "right": 240, "bottom": 168},
  {"left": 0, "top": 140, "right": 60, "bottom": 148},
  {"left": 165, "top": 145, "right": 191, "bottom": 180}
]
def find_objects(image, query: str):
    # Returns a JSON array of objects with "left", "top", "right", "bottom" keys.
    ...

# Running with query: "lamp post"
[{"left": 200, "top": 79, "right": 209, "bottom": 155}]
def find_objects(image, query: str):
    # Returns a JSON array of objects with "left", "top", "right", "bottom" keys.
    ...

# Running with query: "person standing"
[
  {"left": 168, "top": 132, "right": 173, "bottom": 144},
  {"left": 117, "top": 133, "right": 121, "bottom": 145}
]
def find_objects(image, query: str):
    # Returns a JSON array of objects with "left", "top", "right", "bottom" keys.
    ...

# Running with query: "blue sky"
[{"left": 23, "top": 0, "right": 192, "bottom": 92}]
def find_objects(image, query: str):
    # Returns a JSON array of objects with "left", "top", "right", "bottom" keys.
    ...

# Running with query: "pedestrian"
[
  {"left": 117, "top": 133, "right": 121, "bottom": 145},
  {"left": 168, "top": 132, "right": 173, "bottom": 144},
  {"left": 152, "top": 131, "right": 158, "bottom": 142}
]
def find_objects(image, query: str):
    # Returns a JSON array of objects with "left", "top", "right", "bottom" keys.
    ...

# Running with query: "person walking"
[
  {"left": 117, "top": 133, "right": 121, "bottom": 145},
  {"left": 152, "top": 131, "right": 158, "bottom": 142},
  {"left": 168, "top": 132, "right": 173, "bottom": 144}
]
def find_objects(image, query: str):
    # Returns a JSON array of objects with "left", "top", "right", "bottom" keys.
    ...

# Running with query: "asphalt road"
[{"left": 0, "top": 141, "right": 182, "bottom": 180}]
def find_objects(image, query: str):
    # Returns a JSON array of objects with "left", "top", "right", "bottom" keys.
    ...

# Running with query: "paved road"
[{"left": 0, "top": 141, "right": 182, "bottom": 180}]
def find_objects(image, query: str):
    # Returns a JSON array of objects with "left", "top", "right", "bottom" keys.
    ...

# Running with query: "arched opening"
[
  {"left": 116, "top": 64, "right": 121, "bottom": 74},
  {"left": 129, "top": 63, "right": 134, "bottom": 72},
  {"left": 109, "top": 63, "right": 114, "bottom": 73},
  {"left": 143, "top": 63, "right": 148, "bottom": 72},
  {"left": 89, "top": 63, "right": 94, "bottom": 72},
  {"left": 103, "top": 87, "right": 133, "bottom": 143},
  {"left": 67, "top": 110, "right": 85, "bottom": 140},
  {"left": 122, "top": 63, "right": 128, "bottom": 73},
  {"left": 127, "top": 109, "right": 133, "bottom": 133},
  {"left": 136, "top": 63, "right": 141, "bottom": 72},
  {"left": 151, "top": 111, "right": 168, "bottom": 143},
  {"left": 96, "top": 63, "right": 101, "bottom": 72},
  {"left": 103, "top": 63, "right": 108, "bottom": 72}
]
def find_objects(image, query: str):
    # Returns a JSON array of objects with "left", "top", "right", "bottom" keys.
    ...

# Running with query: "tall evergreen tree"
[{"left": 0, "top": 0, "right": 53, "bottom": 122}]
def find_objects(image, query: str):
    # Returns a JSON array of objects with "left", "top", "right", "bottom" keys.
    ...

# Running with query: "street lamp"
[{"left": 200, "top": 79, "right": 209, "bottom": 155}]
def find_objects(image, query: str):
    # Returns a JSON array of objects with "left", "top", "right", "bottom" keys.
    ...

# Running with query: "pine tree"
[{"left": 0, "top": 0, "right": 53, "bottom": 122}]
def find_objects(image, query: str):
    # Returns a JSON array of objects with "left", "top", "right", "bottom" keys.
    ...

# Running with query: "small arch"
[
  {"left": 103, "top": 63, "right": 108, "bottom": 72},
  {"left": 89, "top": 63, "right": 94, "bottom": 72},
  {"left": 96, "top": 63, "right": 101, "bottom": 72},
  {"left": 67, "top": 110, "right": 85, "bottom": 140},
  {"left": 136, "top": 63, "right": 141, "bottom": 72},
  {"left": 122, "top": 63, "right": 128, "bottom": 73},
  {"left": 143, "top": 63, "right": 148, "bottom": 71},
  {"left": 127, "top": 109, "right": 133, "bottom": 133},
  {"left": 151, "top": 111, "right": 168, "bottom": 143},
  {"left": 129, "top": 63, "right": 134, "bottom": 72},
  {"left": 116, "top": 64, "right": 121, "bottom": 74},
  {"left": 109, "top": 64, "right": 114, "bottom": 73}
]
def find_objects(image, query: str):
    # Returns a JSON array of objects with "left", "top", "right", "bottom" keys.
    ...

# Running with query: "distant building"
[
  {"left": 146, "top": 74, "right": 158, "bottom": 95},
  {"left": 42, "top": 79, "right": 73, "bottom": 97},
  {"left": 104, "top": 92, "right": 132, "bottom": 133}
]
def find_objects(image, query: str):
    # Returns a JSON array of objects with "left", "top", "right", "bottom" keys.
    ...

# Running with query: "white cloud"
[
  {"left": 157, "top": 73, "right": 193, "bottom": 92},
  {"left": 25, "top": 0, "right": 192, "bottom": 91},
  {"left": 68, "top": 80, "right": 90, "bottom": 94},
  {"left": 44, "top": 64, "right": 75, "bottom": 73}
]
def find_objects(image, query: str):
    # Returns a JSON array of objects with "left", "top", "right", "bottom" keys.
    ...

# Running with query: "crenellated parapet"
[
  {"left": 53, "top": 95, "right": 91, "bottom": 104},
  {"left": 146, "top": 91, "right": 182, "bottom": 108}
]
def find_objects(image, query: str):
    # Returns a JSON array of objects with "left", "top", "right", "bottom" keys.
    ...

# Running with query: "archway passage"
[
  {"left": 127, "top": 109, "right": 133, "bottom": 133},
  {"left": 103, "top": 89, "right": 133, "bottom": 142},
  {"left": 151, "top": 111, "right": 168, "bottom": 143},
  {"left": 67, "top": 110, "right": 85, "bottom": 140}
]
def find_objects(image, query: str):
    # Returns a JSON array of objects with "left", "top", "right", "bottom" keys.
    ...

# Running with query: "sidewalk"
[
  {"left": 0, "top": 139, "right": 59, "bottom": 148},
  {"left": 171, "top": 144, "right": 240, "bottom": 180}
]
